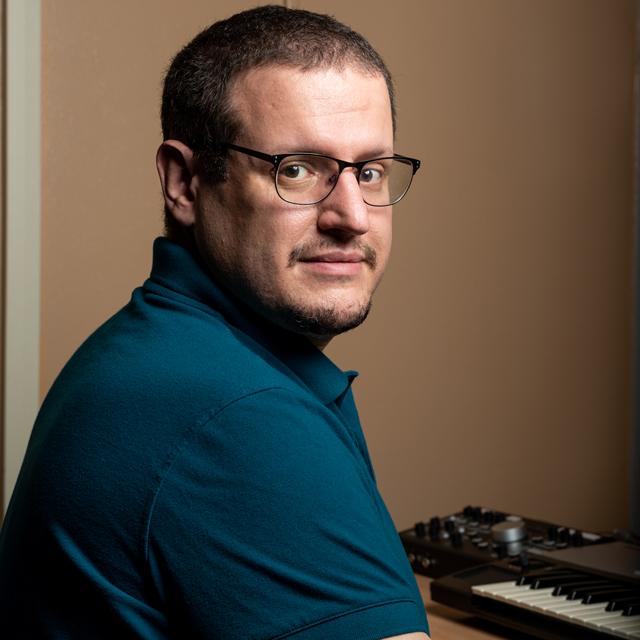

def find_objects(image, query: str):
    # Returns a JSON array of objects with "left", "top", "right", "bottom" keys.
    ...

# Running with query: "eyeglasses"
[{"left": 221, "top": 143, "right": 421, "bottom": 207}]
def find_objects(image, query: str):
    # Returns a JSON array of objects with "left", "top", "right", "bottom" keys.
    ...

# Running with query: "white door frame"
[{"left": 3, "top": 0, "right": 41, "bottom": 512}]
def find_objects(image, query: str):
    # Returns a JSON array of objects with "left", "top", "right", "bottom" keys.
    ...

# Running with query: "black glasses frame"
[{"left": 221, "top": 142, "right": 421, "bottom": 207}]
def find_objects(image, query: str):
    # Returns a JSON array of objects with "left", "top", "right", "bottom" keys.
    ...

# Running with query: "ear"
[{"left": 156, "top": 140, "right": 199, "bottom": 227}]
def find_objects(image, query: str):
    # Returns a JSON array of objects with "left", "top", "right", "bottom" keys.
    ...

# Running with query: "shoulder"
[
  {"left": 154, "top": 384, "right": 359, "bottom": 494},
  {"left": 45, "top": 288, "right": 301, "bottom": 422},
  {"left": 149, "top": 384, "right": 376, "bottom": 562},
  {"left": 146, "top": 385, "right": 429, "bottom": 639},
  {"left": 29, "top": 296, "right": 313, "bottom": 527}
]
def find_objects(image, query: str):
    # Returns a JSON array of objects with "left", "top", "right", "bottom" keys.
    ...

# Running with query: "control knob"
[
  {"left": 491, "top": 519, "right": 527, "bottom": 556},
  {"left": 429, "top": 517, "right": 441, "bottom": 541}
]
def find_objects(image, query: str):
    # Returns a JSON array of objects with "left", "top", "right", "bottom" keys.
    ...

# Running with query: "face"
[{"left": 193, "top": 65, "right": 394, "bottom": 345}]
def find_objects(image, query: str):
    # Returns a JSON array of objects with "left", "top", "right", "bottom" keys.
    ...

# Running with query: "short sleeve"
[{"left": 145, "top": 387, "right": 428, "bottom": 639}]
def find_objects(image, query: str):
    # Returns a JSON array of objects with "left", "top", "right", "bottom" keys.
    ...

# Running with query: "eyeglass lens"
[{"left": 275, "top": 155, "right": 415, "bottom": 206}]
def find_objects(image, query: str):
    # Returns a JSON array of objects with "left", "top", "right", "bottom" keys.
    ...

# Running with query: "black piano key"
[
  {"left": 623, "top": 603, "right": 640, "bottom": 616},
  {"left": 516, "top": 569, "right": 578, "bottom": 586},
  {"left": 582, "top": 588, "right": 636, "bottom": 604},
  {"left": 530, "top": 573, "right": 587, "bottom": 589},
  {"left": 553, "top": 580, "right": 611, "bottom": 596},
  {"left": 607, "top": 596, "right": 640, "bottom": 612},
  {"left": 567, "top": 582, "right": 615, "bottom": 600}
]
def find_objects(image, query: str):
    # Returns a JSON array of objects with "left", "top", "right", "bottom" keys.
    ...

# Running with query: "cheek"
[
  {"left": 196, "top": 209, "right": 235, "bottom": 267},
  {"left": 197, "top": 184, "right": 263, "bottom": 266},
  {"left": 371, "top": 213, "right": 393, "bottom": 261},
  {"left": 224, "top": 213, "right": 298, "bottom": 284},
  {"left": 261, "top": 210, "right": 314, "bottom": 260}
]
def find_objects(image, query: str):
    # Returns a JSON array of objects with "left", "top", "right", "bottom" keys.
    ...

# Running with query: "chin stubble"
[{"left": 278, "top": 297, "right": 373, "bottom": 339}]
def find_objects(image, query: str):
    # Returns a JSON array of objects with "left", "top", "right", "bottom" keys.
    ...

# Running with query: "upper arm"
[{"left": 147, "top": 387, "right": 429, "bottom": 639}]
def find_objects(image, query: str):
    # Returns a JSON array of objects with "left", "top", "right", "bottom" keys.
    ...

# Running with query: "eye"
[
  {"left": 280, "top": 163, "right": 310, "bottom": 180},
  {"left": 360, "top": 165, "right": 384, "bottom": 184}
]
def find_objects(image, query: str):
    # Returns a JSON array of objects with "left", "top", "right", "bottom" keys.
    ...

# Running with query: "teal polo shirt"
[{"left": 0, "top": 238, "right": 429, "bottom": 639}]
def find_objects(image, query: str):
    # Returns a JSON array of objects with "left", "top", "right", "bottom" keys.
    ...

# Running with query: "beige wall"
[{"left": 41, "top": 1, "right": 635, "bottom": 532}]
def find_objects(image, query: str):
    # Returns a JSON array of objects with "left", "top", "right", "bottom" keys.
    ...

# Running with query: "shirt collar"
[{"left": 146, "top": 237, "right": 356, "bottom": 405}]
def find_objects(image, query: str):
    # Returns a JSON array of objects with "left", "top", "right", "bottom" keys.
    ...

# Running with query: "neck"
[{"left": 308, "top": 336, "right": 332, "bottom": 351}]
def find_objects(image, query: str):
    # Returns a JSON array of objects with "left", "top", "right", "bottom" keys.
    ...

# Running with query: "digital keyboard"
[{"left": 400, "top": 506, "right": 640, "bottom": 640}]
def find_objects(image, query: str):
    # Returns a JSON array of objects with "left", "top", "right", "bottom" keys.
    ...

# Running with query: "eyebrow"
[
  {"left": 291, "top": 147, "right": 395, "bottom": 160},
  {"left": 360, "top": 147, "right": 395, "bottom": 159}
]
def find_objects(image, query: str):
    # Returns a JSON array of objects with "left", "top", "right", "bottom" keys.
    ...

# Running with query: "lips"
[
  {"left": 288, "top": 242, "right": 377, "bottom": 270},
  {"left": 296, "top": 251, "right": 368, "bottom": 277},
  {"left": 299, "top": 251, "right": 364, "bottom": 263}
]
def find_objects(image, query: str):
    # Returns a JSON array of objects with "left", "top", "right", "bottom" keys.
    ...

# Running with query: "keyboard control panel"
[{"left": 400, "top": 505, "right": 611, "bottom": 579}]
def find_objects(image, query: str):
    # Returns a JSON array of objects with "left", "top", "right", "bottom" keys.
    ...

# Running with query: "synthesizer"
[{"left": 400, "top": 506, "right": 640, "bottom": 640}]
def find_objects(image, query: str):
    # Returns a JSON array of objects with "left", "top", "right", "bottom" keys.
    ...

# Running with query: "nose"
[{"left": 316, "top": 169, "right": 370, "bottom": 238}]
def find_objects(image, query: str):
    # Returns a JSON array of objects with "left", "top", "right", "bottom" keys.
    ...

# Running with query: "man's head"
[
  {"left": 157, "top": 6, "right": 413, "bottom": 346},
  {"left": 160, "top": 5, "right": 395, "bottom": 194}
]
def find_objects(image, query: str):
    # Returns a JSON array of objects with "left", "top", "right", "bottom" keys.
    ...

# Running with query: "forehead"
[{"left": 227, "top": 65, "right": 394, "bottom": 156}]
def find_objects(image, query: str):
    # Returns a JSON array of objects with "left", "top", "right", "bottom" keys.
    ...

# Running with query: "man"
[{"left": 0, "top": 6, "right": 427, "bottom": 639}]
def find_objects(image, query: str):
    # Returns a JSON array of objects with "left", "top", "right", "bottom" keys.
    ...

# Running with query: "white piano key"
[
  {"left": 570, "top": 606, "right": 621, "bottom": 620},
  {"left": 544, "top": 601, "right": 610, "bottom": 620},
  {"left": 605, "top": 617, "right": 640, "bottom": 631},
  {"left": 580, "top": 616, "right": 638, "bottom": 638},
  {"left": 608, "top": 625, "right": 640, "bottom": 640},
  {"left": 534, "top": 601, "right": 605, "bottom": 616},
  {"left": 505, "top": 587, "right": 556, "bottom": 603},
  {"left": 473, "top": 580, "right": 518, "bottom": 593},
  {"left": 542, "top": 601, "right": 600, "bottom": 613},
  {"left": 473, "top": 582, "right": 522, "bottom": 596}
]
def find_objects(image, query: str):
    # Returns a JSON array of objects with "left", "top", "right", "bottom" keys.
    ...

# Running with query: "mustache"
[{"left": 288, "top": 241, "right": 377, "bottom": 269}]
